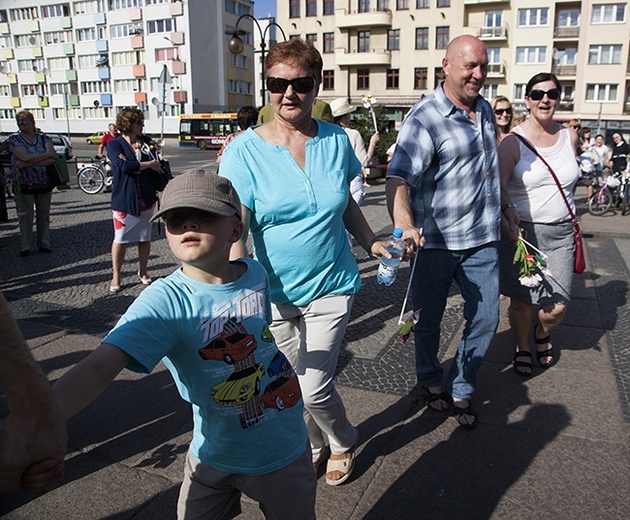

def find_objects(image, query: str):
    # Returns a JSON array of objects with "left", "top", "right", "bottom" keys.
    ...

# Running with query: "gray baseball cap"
[{"left": 150, "top": 170, "right": 242, "bottom": 222}]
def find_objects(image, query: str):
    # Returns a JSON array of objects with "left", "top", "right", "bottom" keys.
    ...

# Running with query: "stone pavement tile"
[{"left": 1, "top": 451, "right": 174, "bottom": 519}]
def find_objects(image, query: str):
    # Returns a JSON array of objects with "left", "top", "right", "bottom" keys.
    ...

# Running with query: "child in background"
[{"left": 30, "top": 171, "right": 315, "bottom": 519}]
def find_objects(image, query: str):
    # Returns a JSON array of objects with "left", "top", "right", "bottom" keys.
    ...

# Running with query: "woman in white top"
[{"left": 499, "top": 73, "right": 580, "bottom": 377}]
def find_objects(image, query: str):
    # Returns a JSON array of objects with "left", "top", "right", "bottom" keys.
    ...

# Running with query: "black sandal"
[
  {"left": 453, "top": 402, "right": 477, "bottom": 429},
  {"left": 422, "top": 387, "right": 452, "bottom": 412},
  {"left": 534, "top": 323, "right": 554, "bottom": 368},
  {"left": 512, "top": 351, "right": 532, "bottom": 377}
]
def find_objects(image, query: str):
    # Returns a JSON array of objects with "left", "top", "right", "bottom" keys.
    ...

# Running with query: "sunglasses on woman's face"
[
  {"left": 266, "top": 76, "right": 316, "bottom": 94},
  {"left": 494, "top": 108, "right": 512, "bottom": 116},
  {"left": 528, "top": 88, "right": 560, "bottom": 101}
]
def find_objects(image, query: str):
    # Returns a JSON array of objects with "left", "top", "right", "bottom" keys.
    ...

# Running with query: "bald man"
[{"left": 386, "top": 35, "right": 500, "bottom": 428}]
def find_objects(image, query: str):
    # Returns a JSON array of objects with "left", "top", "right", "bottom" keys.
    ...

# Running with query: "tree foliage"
[{"left": 349, "top": 103, "right": 398, "bottom": 165}]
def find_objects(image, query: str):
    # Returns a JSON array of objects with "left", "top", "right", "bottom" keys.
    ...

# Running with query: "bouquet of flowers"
[
  {"left": 513, "top": 234, "right": 551, "bottom": 287},
  {"left": 362, "top": 92, "right": 378, "bottom": 133}
]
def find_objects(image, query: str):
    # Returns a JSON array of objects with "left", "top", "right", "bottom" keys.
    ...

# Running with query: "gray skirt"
[{"left": 499, "top": 220, "right": 574, "bottom": 305}]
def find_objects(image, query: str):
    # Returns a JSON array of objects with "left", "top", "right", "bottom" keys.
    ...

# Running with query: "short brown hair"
[
  {"left": 15, "top": 110, "right": 35, "bottom": 125},
  {"left": 264, "top": 38, "right": 323, "bottom": 84},
  {"left": 115, "top": 107, "right": 144, "bottom": 135}
]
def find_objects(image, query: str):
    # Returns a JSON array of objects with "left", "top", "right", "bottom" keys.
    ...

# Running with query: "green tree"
[{"left": 349, "top": 103, "right": 398, "bottom": 165}]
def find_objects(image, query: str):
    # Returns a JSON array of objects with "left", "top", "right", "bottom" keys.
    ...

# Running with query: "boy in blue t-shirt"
[{"left": 33, "top": 171, "right": 315, "bottom": 519}]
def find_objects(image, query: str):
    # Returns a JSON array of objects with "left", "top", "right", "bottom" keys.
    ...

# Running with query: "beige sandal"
[{"left": 325, "top": 449, "right": 356, "bottom": 486}]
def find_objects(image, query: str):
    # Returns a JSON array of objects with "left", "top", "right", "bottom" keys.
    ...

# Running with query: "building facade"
[
  {"left": 277, "top": 0, "right": 630, "bottom": 135},
  {"left": 0, "top": 0, "right": 257, "bottom": 136}
]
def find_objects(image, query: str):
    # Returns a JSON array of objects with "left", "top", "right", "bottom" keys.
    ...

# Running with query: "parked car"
[
  {"left": 86, "top": 131, "right": 105, "bottom": 145},
  {"left": 48, "top": 134, "right": 73, "bottom": 160}
]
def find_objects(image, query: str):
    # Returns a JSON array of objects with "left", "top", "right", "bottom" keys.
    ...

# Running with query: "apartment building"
[
  {"left": 0, "top": 0, "right": 257, "bottom": 136},
  {"left": 278, "top": 1, "right": 630, "bottom": 135}
]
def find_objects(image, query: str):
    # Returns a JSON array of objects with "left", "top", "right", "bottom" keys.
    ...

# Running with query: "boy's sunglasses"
[
  {"left": 266, "top": 76, "right": 316, "bottom": 94},
  {"left": 528, "top": 88, "right": 560, "bottom": 101},
  {"left": 494, "top": 108, "right": 512, "bottom": 116}
]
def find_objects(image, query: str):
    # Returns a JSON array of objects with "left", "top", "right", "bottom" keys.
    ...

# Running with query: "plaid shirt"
[{"left": 387, "top": 83, "right": 501, "bottom": 250}]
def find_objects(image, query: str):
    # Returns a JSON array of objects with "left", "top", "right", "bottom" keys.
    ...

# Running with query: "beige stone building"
[{"left": 276, "top": 0, "right": 630, "bottom": 136}]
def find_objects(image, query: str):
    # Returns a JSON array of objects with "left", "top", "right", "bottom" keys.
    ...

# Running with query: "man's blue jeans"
[{"left": 411, "top": 243, "right": 500, "bottom": 401}]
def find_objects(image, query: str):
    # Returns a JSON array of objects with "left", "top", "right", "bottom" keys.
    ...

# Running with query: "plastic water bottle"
[{"left": 377, "top": 228, "right": 405, "bottom": 286}]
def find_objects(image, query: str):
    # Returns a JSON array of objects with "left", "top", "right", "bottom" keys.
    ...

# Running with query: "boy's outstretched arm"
[{"left": 52, "top": 343, "right": 132, "bottom": 422}]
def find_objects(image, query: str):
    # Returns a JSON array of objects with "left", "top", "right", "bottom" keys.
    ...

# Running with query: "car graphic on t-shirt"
[
  {"left": 266, "top": 351, "right": 292, "bottom": 378},
  {"left": 198, "top": 326, "right": 257, "bottom": 365},
  {"left": 260, "top": 376, "right": 301, "bottom": 411},
  {"left": 210, "top": 362, "right": 265, "bottom": 405}
]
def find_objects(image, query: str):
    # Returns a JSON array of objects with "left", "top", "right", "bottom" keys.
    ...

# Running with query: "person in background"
[
  {"left": 331, "top": 97, "right": 380, "bottom": 207},
  {"left": 577, "top": 127, "right": 598, "bottom": 201},
  {"left": 221, "top": 38, "right": 387, "bottom": 486},
  {"left": 593, "top": 134, "right": 610, "bottom": 179},
  {"left": 216, "top": 106, "right": 259, "bottom": 165},
  {"left": 257, "top": 97, "right": 334, "bottom": 124},
  {"left": 106, "top": 108, "right": 161, "bottom": 293},
  {"left": 386, "top": 35, "right": 501, "bottom": 429},
  {"left": 610, "top": 132, "right": 630, "bottom": 173},
  {"left": 6, "top": 111, "right": 58, "bottom": 257},
  {"left": 498, "top": 72, "right": 579, "bottom": 377},
  {"left": 0, "top": 290, "right": 67, "bottom": 493},
  {"left": 0, "top": 139, "right": 9, "bottom": 222},
  {"left": 492, "top": 95, "right": 513, "bottom": 143},
  {"left": 98, "top": 123, "right": 118, "bottom": 158}
]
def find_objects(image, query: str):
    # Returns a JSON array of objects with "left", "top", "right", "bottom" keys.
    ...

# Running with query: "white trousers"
[
  {"left": 271, "top": 294, "right": 358, "bottom": 460},
  {"left": 18, "top": 191, "right": 51, "bottom": 252}
]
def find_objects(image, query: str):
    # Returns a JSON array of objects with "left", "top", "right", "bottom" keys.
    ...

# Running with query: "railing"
[
  {"left": 478, "top": 26, "right": 507, "bottom": 39},
  {"left": 552, "top": 64, "right": 577, "bottom": 76},
  {"left": 554, "top": 26, "right": 580, "bottom": 38}
]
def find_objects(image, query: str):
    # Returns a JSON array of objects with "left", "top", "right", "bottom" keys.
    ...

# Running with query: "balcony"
[
  {"left": 32, "top": 46, "right": 43, "bottom": 57},
  {"left": 170, "top": 2, "right": 184, "bottom": 16},
  {"left": 7, "top": 73, "right": 17, "bottom": 84},
  {"left": 94, "top": 12, "right": 106, "bottom": 25},
  {"left": 558, "top": 98, "right": 575, "bottom": 111},
  {"left": 96, "top": 39, "right": 108, "bottom": 52},
  {"left": 0, "top": 22, "right": 9, "bottom": 35},
  {"left": 335, "top": 48, "right": 391, "bottom": 67},
  {"left": 478, "top": 26, "right": 507, "bottom": 40},
  {"left": 552, "top": 64, "right": 577, "bottom": 76},
  {"left": 134, "top": 92, "right": 147, "bottom": 104},
  {"left": 3, "top": 48, "right": 13, "bottom": 59},
  {"left": 11, "top": 97, "right": 21, "bottom": 107},
  {"left": 464, "top": 0, "right": 509, "bottom": 4},
  {"left": 169, "top": 31, "right": 185, "bottom": 45},
  {"left": 335, "top": 8, "right": 392, "bottom": 29},
  {"left": 98, "top": 67, "right": 110, "bottom": 80},
  {"left": 66, "top": 69, "right": 77, "bottom": 81},
  {"left": 100, "top": 94, "right": 113, "bottom": 106},
  {"left": 554, "top": 26, "right": 579, "bottom": 39},
  {"left": 69, "top": 94, "right": 80, "bottom": 106},
  {"left": 172, "top": 59, "right": 186, "bottom": 75},
  {"left": 38, "top": 96, "right": 49, "bottom": 108},
  {"left": 61, "top": 16, "right": 72, "bottom": 29},
  {"left": 63, "top": 43, "right": 75, "bottom": 55},
  {"left": 131, "top": 35, "right": 144, "bottom": 49},
  {"left": 174, "top": 90, "right": 187, "bottom": 104},
  {"left": 487, "top": 62, "right": 505, "bottom": 77},
  {"left": 35, "top": 71, "right": 47, "bottom": 83},
  {"left": 129, "top": 7, "right": 142, "bottom": 21},
  {"left": 133, "top": 64, "right": 146, "bottom": 78}
]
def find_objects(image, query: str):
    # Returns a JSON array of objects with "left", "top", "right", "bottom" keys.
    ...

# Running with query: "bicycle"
[
  {"left": 77, "top": 156, "right": 113, "bottom": 195},
  {"left": 587, "top": 167, "right": 630, "bottom": 216}
]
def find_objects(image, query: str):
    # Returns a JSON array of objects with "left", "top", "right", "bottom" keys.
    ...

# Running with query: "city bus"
[{"left": 178, "top": 112, "right": 239, "bottom": 150}]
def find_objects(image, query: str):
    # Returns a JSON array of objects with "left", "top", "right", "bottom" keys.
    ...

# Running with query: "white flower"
[
  {"left": 362, "top": 91, "right": 377, "bottom": 108},
  {"left": 519, "top": 273, "right": 542, "bottom": 287}
]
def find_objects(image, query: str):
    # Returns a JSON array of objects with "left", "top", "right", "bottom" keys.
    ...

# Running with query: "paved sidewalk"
[{"left": 1, "top": 181, "right": 629, "bottom": 519}]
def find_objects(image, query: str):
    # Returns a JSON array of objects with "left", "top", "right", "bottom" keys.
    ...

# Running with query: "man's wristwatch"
[{"left": 501, "top": 203, "right": 517, "bottom": 212}]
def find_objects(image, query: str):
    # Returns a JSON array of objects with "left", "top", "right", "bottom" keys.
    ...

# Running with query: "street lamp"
[{"left": 226, "top": 14, "right": 287, "bottom": 106}]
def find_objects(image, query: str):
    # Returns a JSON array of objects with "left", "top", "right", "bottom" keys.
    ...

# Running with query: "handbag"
[
  {"left": 46, "top": 161, "right": 63, "bottom": 189},
  {"left": 145, "top": 141, "right": 173, "bottom": 192},
  {"left": 511, "top": 132, "right": 586, "bottom": 274}
]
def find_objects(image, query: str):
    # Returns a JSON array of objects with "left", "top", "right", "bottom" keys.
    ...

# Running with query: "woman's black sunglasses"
[
  {"left": 266, "top": 76, "right": 316, "bottom": 94},
  {"left": 528, "top": 88, "right": 560, "bottom": 101},
  {"left": 494, "top": 108, "right": 512, "bottom": 116}
]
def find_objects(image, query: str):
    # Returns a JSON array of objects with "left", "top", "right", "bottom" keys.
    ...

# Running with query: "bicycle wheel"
[
  {"left": 588, "top": 188, "right": 613, "bottom": 216},
  {"left": 77, "top": 166, "right": 105, "bottom": 194},
  {"left": 622, "top": 182, "right": 630, "bottom": 216}
]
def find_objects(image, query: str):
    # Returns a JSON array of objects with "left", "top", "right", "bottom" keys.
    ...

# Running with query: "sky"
[{"left": 254, "top": 0, "right": 277, "bottom": 18}]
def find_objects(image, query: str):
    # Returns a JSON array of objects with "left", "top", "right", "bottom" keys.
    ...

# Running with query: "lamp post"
[{"left": 226, "top": 14, "right": 286, "bottom": 106}]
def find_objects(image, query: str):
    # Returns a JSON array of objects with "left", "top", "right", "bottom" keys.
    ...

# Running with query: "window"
[
  {"left": 417, "top": 0, "right": 429, "bottom": 8},
  {"left": 323, "top": 70, "right": 334, "bottom": 90},
  {"left": 414, "top": 67, "right": 427, "bottom": 89},
  {"left": 18, "top": 59, "right": 45, "bottom": 72},
  {"left": 230, "top": 54, "right": 247, "bottom": 68},
  {"left": 77, "top": 54, "right": 99, "bottom": 68},
  {"left": 437, "top": 0, "right": 450, "bottom": 7},
  {"left": 586, "top": 83, "right": 618, "bottom": 101},
  {"left": 518, "top": 8, "right": 549, "bottom": 27},
  {"left": 588, "top": 44, "right": 623, "bottom": 64},
  {"left": 155, "top": 47, "right": 179, "bottom": 62},
  {"left": 76, "top": 27, "right": 97, "bottom": 42},
  {"left": 147, "top": 19, "right": 176, "bottom": 34},
  {"left": 290, "top": 0, "right": 300, "bottom": 18},
  {"left": 108, "top": 0, "right": 140, "bottom": 8},
  {"left": 516, "top": 46, "right": 547, "bottom": 64},
  {"left": 388, "top": 29, "right": 400, "bottom": 50},
  {"left": 485, "top": 10, "right": 502, "bottom": 28},
  {"left": 112, "top": 50, "right": 144, "bottom": 65},
  {"left": 357, "top": 69, "right": 370, "bottom": 90},
  {"left": 225, "top": 0, "right": 237, "bottom": 14},
  {"left": 359, "top": 0, "right": 370, "bottom": 13},
  {"left": 10, "top": 7, "right": 38, "bottom": 21},
  {"left": 324, "top": 1, "right": 334, "bottom": 15},
  {"left": 41, "top": 4, "right": 70, "bottom": 18},
  {"left": 74, "top": 1, "right": 104, "bottom": 15},
  {"left": 0, "top": 85, "right": 10, "bottom": 96},
  {"left": 358, "top": 31, "right": 370, "bottom": 53},
  {"left": 377, "top": 1, "right": 389, "bottom": 10},
  {"left": 554, "top": 48, "right": 577, "bottom": 66},
  {"left": 114, "top": 79, "right": 140, "bottom": 93},
  {"left": 306, "top": 0, "right": 317, "bottom": 16},
  {"left": 110, "top": 24, "right": 135, "bottom": 39},
  {"left": 323, "top": 32, "right": 334, "bottom": 53},
  {"left": 416, "top": 27, "right": 429, "bottom": 49},
  {"left": 482, "top": 84, "right": 498, "bottom": 99},
  {"left": 386, "top": 68, "right": 399, "bottom": 89},
  {"left": 49, "top": 83, "right": 69, "bottom": 95},
  {"left": 557, "top": 9, "right": 579, "bottom": 27},
  {"left": 81, "top": 80, "right": 111, "bottom": 94},
  {"left": 306, "top": 33, "right": 317, "bottom": 44},
  {"left": 44, "top": 31, "right": 73, "bottom": 44},
  {"left": 48, "top": 57, "right": 71, "bottom": 71},
  {"left": 487, "top": 47, "right": 501, "bottom": 74},
  {"left": 15, "top": 34, "right": 42, "bottom": 47},
  {"left": 434, "top": 66, "right": 446, "bottom": 89},
  {"left": 397, "top": 0, "right": 409, "bottom": 9},
  {"left": 436, "top": 26, "right": 449, "bottom": 49},
  {"left": 146, "top": 0, "right": 170, "bottom": 5},
  {"left": 592, "top": 3, "right": 626, "bottom": 23}
]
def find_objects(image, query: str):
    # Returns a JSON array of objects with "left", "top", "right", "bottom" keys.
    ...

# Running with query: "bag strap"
[{"left": 510, "top": 131, "right": 579, "bottom": 228}]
